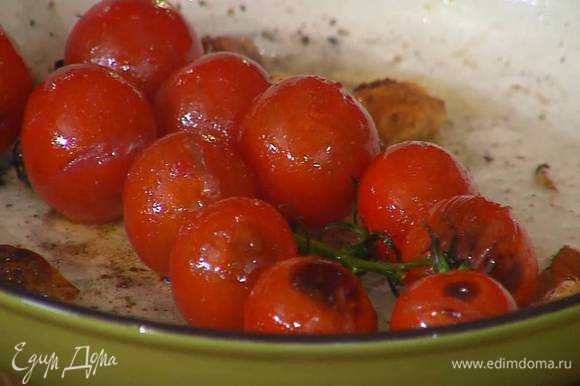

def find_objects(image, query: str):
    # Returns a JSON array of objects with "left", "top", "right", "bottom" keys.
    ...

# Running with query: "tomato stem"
[
  {"left": 425, "top": 223, "right": 450, "bottom": 273},
  {"left": 322, "top": 221, "right": 369, "bottom": 239},
  {"left": 424, "top": 223, "right": 471, "bottom": 273},
  {"left": 293, "top": 233, "right": 431, "bottom": 282}
]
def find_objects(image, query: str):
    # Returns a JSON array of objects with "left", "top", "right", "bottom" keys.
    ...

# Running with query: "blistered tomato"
[
  {"left": 357, "top": 141, "right": 477, "bottom": 261},
  {"left": 21, "top": 64, "right": 157, "bottom": 223},
  {"left": 244, "top": 256, "right": 377, "bottom": 334},
  {"left": 65, "top": 0, "right": 203, "bottom": 98},
  {"left": 390, "top": 270, "right": 516, "bottom": 330},
  {"left": 239, "top": 75, "right": 380, "bottom": 226},
  {"left": 124, "top": 131, "right": 257, "bottom": 276},
  {"left": 401, "top": 195, "right": 538, "bottom": 307},
  {"left": 155, "top": 52, "right": 270, "bottom": 143},
  {"left": 0, "top": 28, "right": 33, "bottom": 153},
  {"left": 170, "top": 197, "right": 297, "bottom": 330}
]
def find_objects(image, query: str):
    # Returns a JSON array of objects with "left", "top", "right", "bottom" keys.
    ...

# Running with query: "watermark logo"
[
  {"left": 451, "top": 357, "right": 573, "bottom": 371},
  {"left": 10, "top": 342, "right": 118, "bottom": 384}
]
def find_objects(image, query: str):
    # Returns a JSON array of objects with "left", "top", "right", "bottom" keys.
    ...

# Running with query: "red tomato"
[
  {"left": 401, "top": 195, "right": 538, "bottom": 307},
  {"left": 155, "top": 52, "right": 270, "bottom": 143},
  {"left": 0, "top": 28, "right": 33, "bottom": 153},
  {"left": 239, "top": 75, "right": 380, "bottom": 226},
  {"left": 64, "top": 0, "right": 203, "bottom": 98},
  {"left": 390, "top": 270, "right": 517, "bottom": 331},
  {"left": 244, "top": 256, "right": 377, "bottom": 334},
  {"left": 124, "top": 131, "right": 257, "bottom": 276},
  {"left": 357, "top": 141, "right": 477, "bottom": 261},
  {"left": 21, "top": 64, "right": 157, "bottom": 223},
  {"left": 170, "top": 197, "right": 297, "bottom": 330}
]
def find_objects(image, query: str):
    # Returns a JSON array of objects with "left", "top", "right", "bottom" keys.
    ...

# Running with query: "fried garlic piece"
[
  {"left": 536, "top": 245, "right": 580, "bottom": 303},
  {"left": 353, "top": 78, "right": 446, "bottom": 146},
  {"left": 540, "top": 279, "right": 580, "bottom": 303},
  {"left": 0, "top": 244, "right": 79, "bottom": 302},
  {"left": 270, "top": 72, "right": 293, "bottom": 83}
]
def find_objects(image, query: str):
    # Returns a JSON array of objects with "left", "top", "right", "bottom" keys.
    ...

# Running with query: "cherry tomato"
[
  {"left": 239, "top": 75, "right": 380, "bottom": 226},
  {"left": 244, "top": 256, "right": 377, "bottom": 334},
  {"left": 357, "top": 141, "right": 477, "bottom": 261},
  {"left": 64, "top": 0, "right": 203, "bottom": 98},
  {"left": 21, "top": 64, "right": 157, "bottom": 223},
  {"left": 170, "top": 197, "right": 297, "bottom": 330},
  {"left": 390, "top": 270, "right": 517, "bottom": 331},
  {"left": 124, "top": 132, "right": 257, "bottom": 276},
  {"left": 401, "top": 195, "right": 538, "bottom": 307},
  {"left": 155, "top": 52, "right": 270, "bottom": 143},
  {"left": 0, "top": 28, "right": 33, "bottom": 153}
]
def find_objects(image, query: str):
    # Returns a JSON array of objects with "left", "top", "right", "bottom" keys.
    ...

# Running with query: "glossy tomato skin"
[
  {"left": 244, "top": 256, "right": 377, "bottom": 334},
  {"left": 64, "top": 0, "right": 203, "bottom": 98},
  {"left": 0, "top": 28, "right": 33, "bottom": 153},
  {"left": 357, "top": 141, "right": 477, "bottom": 260},
  {"left": 401, "top": 195, "right": 539, "bottom": 307},
  {"left": 390, "top": 270, "right": 517, "bottom": 331},
  {"left": 170, "top": 197, "right": 297, "bottom": 330},
  {"left": 155, "top": 52, "right": 270, "bottom": 142},
  {"left": 21, "top": 64, "right": 157, "bottom": 223},
  {"left": 238, "top": 76, "right": 380, "bottom": 226},
  {"left": 124, "top": 132, "right": 257, "bottom": 276}
]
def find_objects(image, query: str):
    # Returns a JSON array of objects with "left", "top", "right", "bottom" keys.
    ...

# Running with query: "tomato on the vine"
[
  {"left": 170, "top": 197, "right": 297, "bottom": 330},
  {"left": 65, "top": 0, "right": 203, "bottom": 98},
  {"left": 390, "top": 270, "right": 517, "bottom": 331},
  {"left": 123, "top": 131, "right": 257, "bottom": 276},
  {"left": 239, "top": 75, "right": 380, "bottom": 226},
  {"left": 357, "top": 141, "right": 477, "bottom": 261},
  {"left": 155, "top": 52, "right": 270, "bottom": 143},
  {"left": 244, "top": 256, "right": 377, "bottom": 334},
  {"left": 401, "top": 195, "right": 538, "bottom": 307},
  {"left": 0, "top": 28, "right": 33, "bottom": 153},
  {"left": 21, "top": 64, "right": 157, "bottom": 223}
]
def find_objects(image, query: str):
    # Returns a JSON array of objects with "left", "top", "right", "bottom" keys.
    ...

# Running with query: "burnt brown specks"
[
  {"left": 444, "top": 280, "right": 479, "bottom": 301},
  {"left": 291, "top": 260, "right": 358, "bottom": 308}
]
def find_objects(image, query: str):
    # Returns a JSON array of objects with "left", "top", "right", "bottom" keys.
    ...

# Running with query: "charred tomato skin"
[
  {"left": 401, "top": 195, "right": 538, "bottom": 307},
  {"left": 170, "top": 197, "right": 297, "bottom": 330},
  {"left": 238, "top": 75, "right": 380, "bottom": 226},
  {"left": 244, "top": 256, "right": 378, "bottom": 334},
  {"left": 390, "top": 270, "right": 517, "bottom": 331},
  {"left": 155, "top": 52, "right": 270, "bottom": 143},
  {"left": 21, "top": 64, "right": 157, "bottom": 223},
  {"left": 64, "top": 0, "right": 203, "bottom": 98},
  {"left": 123, "top": 131, "right": 257, "bottom": 276},
  {"left": 357, "top": 141, "right": 478, "bottom": 261},
  {"left": 0, "top": 28, "right": 33, "bottom": 153}
]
